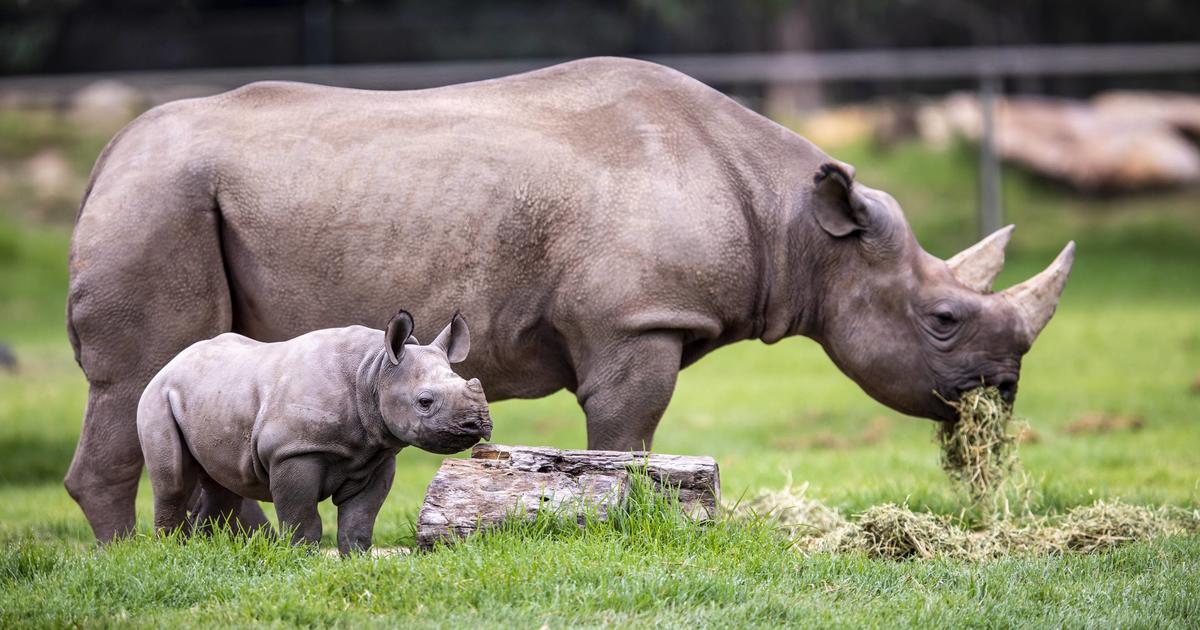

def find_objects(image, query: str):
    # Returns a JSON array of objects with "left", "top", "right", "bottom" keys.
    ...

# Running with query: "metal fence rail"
[{"left": 3, "top": 43, "right": 1199, "bottom": 100}]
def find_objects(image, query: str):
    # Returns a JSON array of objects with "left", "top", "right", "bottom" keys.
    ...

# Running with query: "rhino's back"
[{"left": 110, "top": 58, "right": 818, "bottom": 400}]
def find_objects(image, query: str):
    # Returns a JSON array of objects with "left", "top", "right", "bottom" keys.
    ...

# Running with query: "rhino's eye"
[
  {"left": 927, "top": 306, "right": 963, "bottom": 340},
  {"left": 415, "top": 392, "right": 435, "bottom": 411},
  {"left": 934, "top": 310, "right": 958, "bottom": 326}
]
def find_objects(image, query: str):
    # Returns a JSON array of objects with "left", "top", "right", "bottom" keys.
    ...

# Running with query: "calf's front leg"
[
  {"left": 269, "top": 457, "right": 326, "bottom": 547},
  {"left": 335, "top": 457, "right": 396, "bottom": 556}
]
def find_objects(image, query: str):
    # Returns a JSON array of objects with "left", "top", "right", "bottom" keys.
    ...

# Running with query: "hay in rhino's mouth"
[{"left": 936, "top": 386, "right": 1027, "bottom": 516}]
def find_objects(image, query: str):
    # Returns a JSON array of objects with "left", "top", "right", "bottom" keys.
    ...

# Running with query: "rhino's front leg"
[
  {"left": 335, "top": 457, "right": 396, "bottom": 556},
  {"left": 269, "top": 457, "right": 325, "bottom": 547},
  {"left": 574, "top": 331, "right": 683, "bottom": 451}
]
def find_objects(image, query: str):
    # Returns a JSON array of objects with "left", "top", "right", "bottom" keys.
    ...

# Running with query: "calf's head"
[
  {"left": 808, "top": 163, "right": 1074, "bottom": 422},
  {"left": 376, "top": 311, "right": 492, "bottom": 453}
]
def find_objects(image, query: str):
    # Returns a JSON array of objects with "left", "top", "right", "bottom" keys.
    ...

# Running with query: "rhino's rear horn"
[
  {"left": 1001, "top": 241, "right": 1076, "bottom": 344},
  {"left": 947, "top": 224, "right": 1014, "bottom": 293}
]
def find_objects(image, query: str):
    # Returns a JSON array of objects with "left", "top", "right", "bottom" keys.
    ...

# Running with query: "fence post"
[{"left": 978, "top": 73, "right": 1003, "bottom": 238}]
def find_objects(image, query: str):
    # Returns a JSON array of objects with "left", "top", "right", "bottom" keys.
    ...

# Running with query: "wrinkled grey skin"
[
  {"left": 67, "top": 57, "right": 1071, "bottom": 542},
  {"left": 137, "top": 312, "right": 491, "bottom": 555}
]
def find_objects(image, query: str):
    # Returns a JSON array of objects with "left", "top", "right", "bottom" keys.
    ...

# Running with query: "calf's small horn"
[
  {"left": 947, "top": 224, "right": 1014, "bottom": 292},
  {"left": 1001, "top": 241, "right": 1076, "bottom": 343}
]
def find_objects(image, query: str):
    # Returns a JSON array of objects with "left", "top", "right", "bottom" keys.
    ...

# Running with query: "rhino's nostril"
[{"left": 996, "top": 378, "right": 1018, "bottom": 404}]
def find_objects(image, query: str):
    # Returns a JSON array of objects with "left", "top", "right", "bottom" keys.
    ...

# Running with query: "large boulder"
[{"left": 920, "top": 93, "right": 1200, "bottom": 191}]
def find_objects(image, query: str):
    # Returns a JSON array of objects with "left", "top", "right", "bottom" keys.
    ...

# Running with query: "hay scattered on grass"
[
  {"left": 739, "top": 386, "right": 1198, "bottom": 560},
  {"left": 737, "top": 487, "right": 1198, "bottom": 561}
]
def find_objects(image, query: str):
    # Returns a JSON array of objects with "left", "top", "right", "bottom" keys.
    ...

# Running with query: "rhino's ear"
[
  {"left": 812, "top": 162, "right": 872, "bottom": 238},
  {"left": 432, "top": 311, "right": 470, "bottom": 364},
  {"left": 385, "top": 310, "right": 415, "bottom": 365}
]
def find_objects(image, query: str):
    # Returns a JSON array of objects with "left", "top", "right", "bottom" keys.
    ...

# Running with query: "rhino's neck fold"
[
  {"left": 741, "top": 144, "right": 827, "bottom": 345},
  {"left": 353, "top": 348, "right": 404, "bottom": 449}
]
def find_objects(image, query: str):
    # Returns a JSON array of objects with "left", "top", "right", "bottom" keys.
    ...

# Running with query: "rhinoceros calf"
[
  {"left": 68, "top": 57, "right": 1073, "bottom": 542},
  {"left": 136, "top": 311, "right": 490, "bottom": 555}
]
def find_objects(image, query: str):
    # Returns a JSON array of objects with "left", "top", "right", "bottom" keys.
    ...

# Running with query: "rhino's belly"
[{"left": 217, "top": 222, "right": 574, "bottom": 401}]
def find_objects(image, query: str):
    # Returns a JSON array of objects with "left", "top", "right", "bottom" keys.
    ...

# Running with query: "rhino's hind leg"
[
  {"left": 66, "top": 158, "right": 232, "bottom": 541},
  {"left": 189, "top": 489, "right": 272, "bottom": 536},
  {"left": 137, "top": 389, "right": 199, "bottom": 536},
  {"left": 66, "top": 382, "right": 150, "bottom": 541},
  {"left": 574, "top": 331, "right": 684, "bottom": 451},
  {"left": 191, "top": 477, "right": 244, "bottom": 536}
]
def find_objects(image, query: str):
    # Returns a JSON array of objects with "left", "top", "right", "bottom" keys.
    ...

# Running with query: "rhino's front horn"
[
  {"left": 947, "top": 224, "right": 1015, "bottom": 292},
  {"left": 1001, "top": 241, "right": 1076, "bottom": 343}
]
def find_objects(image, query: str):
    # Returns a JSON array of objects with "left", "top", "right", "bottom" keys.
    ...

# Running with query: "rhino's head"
[
  {"left": 376, "top": 311, "right": 492, "bottom": 453},
  {"left": 808, "top": 163, "right": 1073, "bottom": 422}
]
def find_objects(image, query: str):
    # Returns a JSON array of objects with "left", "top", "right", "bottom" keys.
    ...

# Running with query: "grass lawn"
[{"left": 1, "top": 126, "right": 1198, "bottom": 627}]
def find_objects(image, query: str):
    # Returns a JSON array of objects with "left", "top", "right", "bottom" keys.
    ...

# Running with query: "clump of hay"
[
  {"left": 937, "top": 386, "right": 1033, "bottom": 518},
  {"left": 735, "top": 481, "right": 849, "bottom": 550},
  {"left": 834, "top": 504, "right": 969, "bottom": 559}
]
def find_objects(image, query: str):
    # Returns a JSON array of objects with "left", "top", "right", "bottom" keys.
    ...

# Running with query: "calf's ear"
[
  {"left": 432, "top": 311, "right": 471, "bottom": 363},
  {"left": 385, "top": 310, "right": 415, "bottom": 365},
  {"left": 813, "top": 162, "right": 873, "bottom": 238}
]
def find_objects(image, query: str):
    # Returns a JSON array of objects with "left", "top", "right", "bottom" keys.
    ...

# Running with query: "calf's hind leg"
[
  {"left": 191, "top": 478, "right": 244, "bottom": 535},
  {"left": 190, "top": 491, "right": 273, "bottom": 536},
  {"left": 137, "top": 390, "right": 199, "bottom": 535}
]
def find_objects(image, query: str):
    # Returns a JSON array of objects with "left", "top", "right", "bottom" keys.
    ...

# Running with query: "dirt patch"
[
  {"left": 1063, "top": 412, "right": 1145, "bottom": 435},
  {"left": 771, "top": 417, "right": 892, "bottom": 451}
]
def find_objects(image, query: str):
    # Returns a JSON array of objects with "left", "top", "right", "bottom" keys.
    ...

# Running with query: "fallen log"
[{"left": 415, "top": 444, "right": 720, "bottom": 549}]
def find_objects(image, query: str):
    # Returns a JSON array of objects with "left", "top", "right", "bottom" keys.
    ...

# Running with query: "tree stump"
[{"left": 415, "top": 444, "right": 720, "bottom": 549}]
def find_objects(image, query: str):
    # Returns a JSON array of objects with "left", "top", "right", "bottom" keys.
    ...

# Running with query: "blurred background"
[{"left": 0, "top": 1, "right": 1197, "bottom": 540}]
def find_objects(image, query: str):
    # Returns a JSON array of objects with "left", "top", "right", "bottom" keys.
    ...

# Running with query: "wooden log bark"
[{"left": 415, "top": 444, "right": 720, "bottom": 549}]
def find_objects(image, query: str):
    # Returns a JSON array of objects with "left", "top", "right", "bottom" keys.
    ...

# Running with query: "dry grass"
[
  {"left": 738, "top": 486, "right": 1198, "bottom": 561},
  {"left": 737, "top": 387, "right": 1198, "bottom": 560}
]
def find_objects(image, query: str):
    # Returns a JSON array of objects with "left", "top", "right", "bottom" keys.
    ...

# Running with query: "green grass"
[{"left": 1, "top": 123, "right": 1198, "bottom": 627}]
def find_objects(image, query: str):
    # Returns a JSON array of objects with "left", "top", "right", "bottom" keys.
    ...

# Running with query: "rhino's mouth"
[
  {"left": 934, "top": 372, "right": 1019, "bottom": 423},
  {"left": 454, "top": 408, "right": 492, "bottom": 437}
]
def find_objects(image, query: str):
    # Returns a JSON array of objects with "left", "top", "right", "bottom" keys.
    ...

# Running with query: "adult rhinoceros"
[{"left": 66, "top": 57, "right": 1073, "bottom": 541}]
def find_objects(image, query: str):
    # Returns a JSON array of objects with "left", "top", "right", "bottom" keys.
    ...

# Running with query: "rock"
[
  {"left": 0, "top": 343, "right": 16, "bottom": 372},
  {"left": 1094, "top": 91, "right": 1200, "bottom": 137},
  {"left": 924, "top": 93, "right": 1200, "bottom": 190}
]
